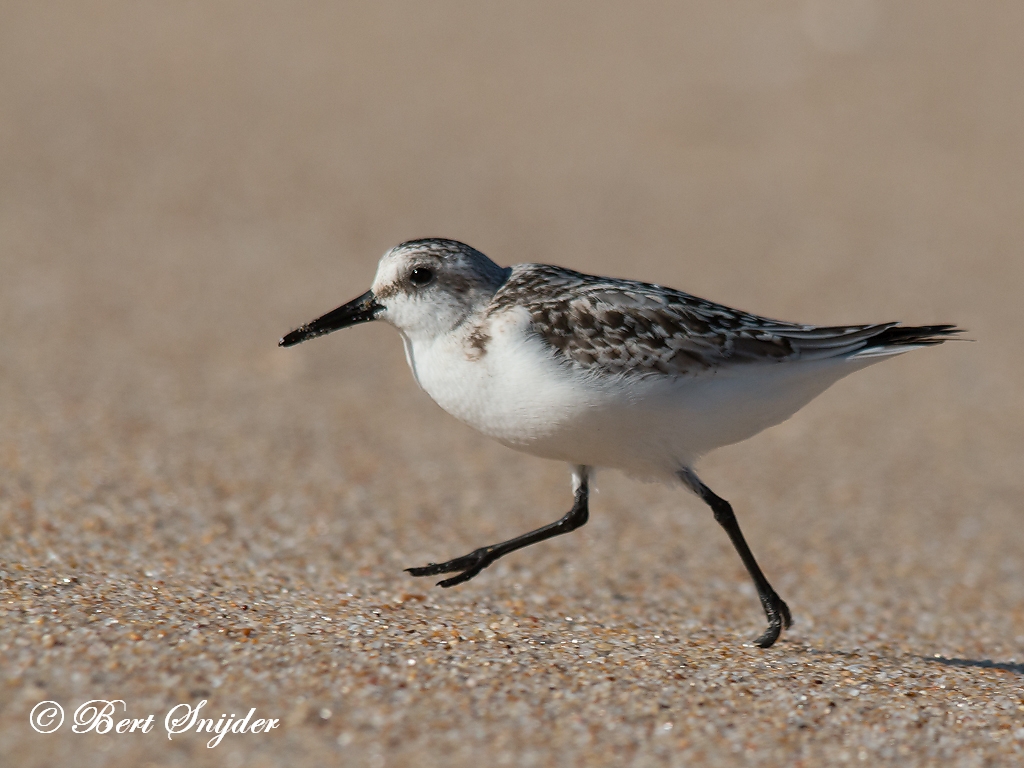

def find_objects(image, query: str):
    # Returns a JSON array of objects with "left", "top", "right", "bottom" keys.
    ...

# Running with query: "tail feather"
[
  {"left": 849, "top": 324, "right": 965, "bottom": 359},
  {"left": 864, "top": 323, "right": 962, "bottom": 348}
]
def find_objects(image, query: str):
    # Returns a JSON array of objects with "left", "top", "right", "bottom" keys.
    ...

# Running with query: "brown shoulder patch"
[{"left": 465, "top": 323, "right": 490, "bottom": 360}]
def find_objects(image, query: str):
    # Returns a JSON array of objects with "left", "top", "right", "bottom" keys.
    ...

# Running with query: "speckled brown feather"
[{"left": 486, "top": 264, "right": 958, "bottom": 377}]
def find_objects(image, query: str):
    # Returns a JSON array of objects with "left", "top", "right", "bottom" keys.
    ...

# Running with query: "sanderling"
[{"left": 281, "top": 238, "right": 961, "bottom": 647}]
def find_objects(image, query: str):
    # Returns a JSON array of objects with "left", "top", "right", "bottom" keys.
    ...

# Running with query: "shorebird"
[{"left": 280, "top": 238, "right": 960, "bottom": 647}]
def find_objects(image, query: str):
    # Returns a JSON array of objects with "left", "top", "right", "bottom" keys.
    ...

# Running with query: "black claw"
[
  {"left": 404, "top": 564, "right": 441, "bottom": 577},
  {"left": 405, "top": 557, "right": 472, "bottom": 577},
  {"left": 752, "top": 595, "right": 791, "bottom": 648},
  {"left": 436, "top": 567, "right": 486, "bottom": 588},
  {"left": 406, "top": 547, "right": 496, "bottom": 585},
  {"left": 754, "top": 620, "right": 784, "bottom": 649}
]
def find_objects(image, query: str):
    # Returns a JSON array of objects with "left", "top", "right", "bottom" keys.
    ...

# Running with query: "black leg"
[
  {"left": 407, "top": 466, "right": 592, "bottom": 588},
  {"left": 679, "top": 469, "right": 792, "bottom": 648}
]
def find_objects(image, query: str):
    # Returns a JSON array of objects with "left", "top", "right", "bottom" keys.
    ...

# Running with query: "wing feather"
[{"left": 486, "top": 264, "right": 959, "bottom": 377}]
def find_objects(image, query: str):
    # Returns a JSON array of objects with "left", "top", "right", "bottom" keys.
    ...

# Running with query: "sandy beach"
[{"left": 2, "top": 3, "right": 1023, "bottom": 765}]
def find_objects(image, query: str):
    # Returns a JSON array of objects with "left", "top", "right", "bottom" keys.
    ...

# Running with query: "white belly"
[{"left": 402, "top": 309, "right": 872, "bottom": 480}]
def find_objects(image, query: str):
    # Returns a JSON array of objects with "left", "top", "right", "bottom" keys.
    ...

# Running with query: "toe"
[{"left": 753, "top": 621, "right": 782, "bottom": 648}]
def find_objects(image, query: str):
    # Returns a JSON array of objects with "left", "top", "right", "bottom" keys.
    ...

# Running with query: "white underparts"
[{"left": 397, "top": 307, "right": 889, "bottom": 482}]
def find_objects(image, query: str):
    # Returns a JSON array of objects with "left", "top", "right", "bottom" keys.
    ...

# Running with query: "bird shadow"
[
  {"left": 919, "top": 656, "right": 1024, "bottom": 675},
  {"left": 780, "top": 643, "right": 1024, "bottom": 676}
]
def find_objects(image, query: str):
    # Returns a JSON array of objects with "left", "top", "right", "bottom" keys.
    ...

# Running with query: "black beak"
[{"left": 279, "top": 290, "right": 383, "bottom": 347}]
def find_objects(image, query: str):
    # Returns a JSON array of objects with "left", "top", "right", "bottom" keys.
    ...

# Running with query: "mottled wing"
[{"left": 491, "top": 265, "right": 942, "bottom": 377}]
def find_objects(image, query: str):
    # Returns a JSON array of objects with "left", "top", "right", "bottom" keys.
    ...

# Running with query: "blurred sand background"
[{"left": 1, "top": 2, "right": 1023, "bottom": 766}]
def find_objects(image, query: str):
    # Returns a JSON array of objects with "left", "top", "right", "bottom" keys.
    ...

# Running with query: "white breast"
[{"left": 403, "top": 307, "right": 599, "bottom": 448}]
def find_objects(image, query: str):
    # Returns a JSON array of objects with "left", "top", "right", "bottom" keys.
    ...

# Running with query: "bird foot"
[
  {"left": 752, "top": 594, "right": 792, "bottom": 648},
  {"left": 405, "top": 546, "right": 498, "bottom": 588}
]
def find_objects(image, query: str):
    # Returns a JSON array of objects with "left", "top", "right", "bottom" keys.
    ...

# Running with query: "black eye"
[{"left": 409, "top": 267, "right": 434, "bottom": 287}]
